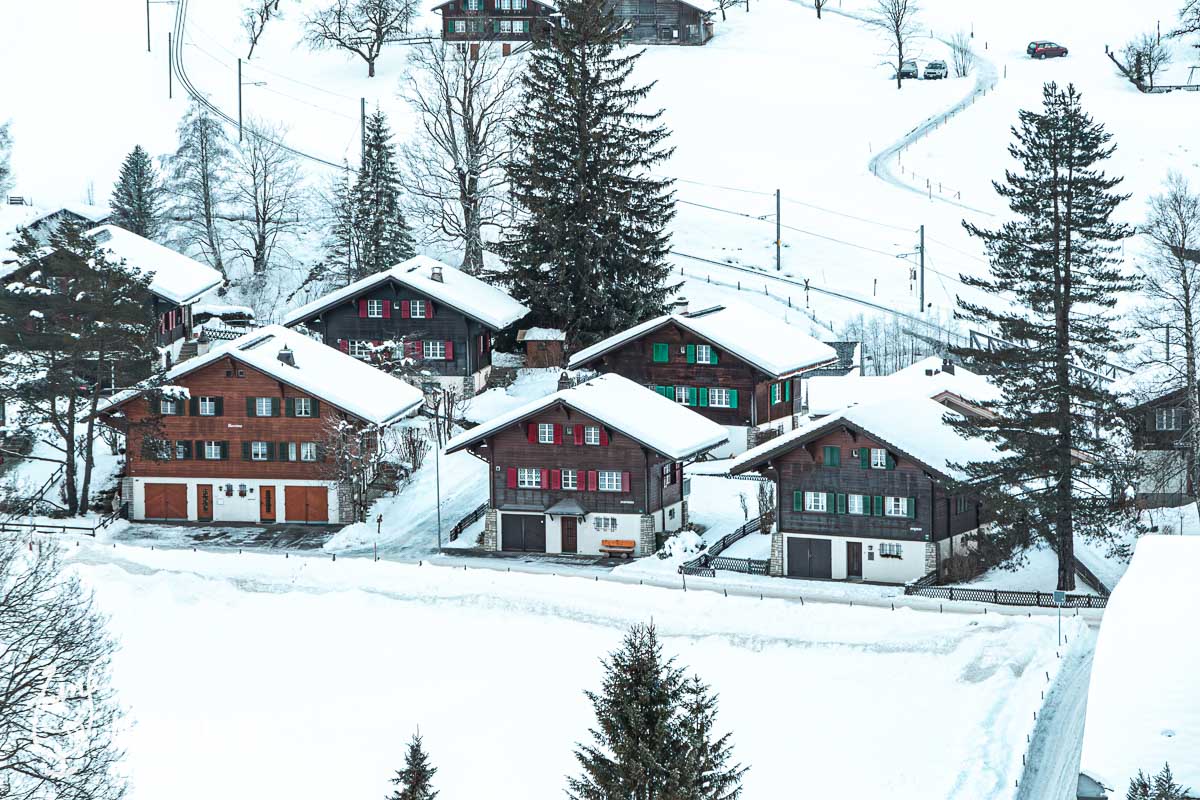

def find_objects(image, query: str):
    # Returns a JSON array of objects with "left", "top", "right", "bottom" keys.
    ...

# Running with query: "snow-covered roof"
[
  {"left": 730, "top": 394, "right": 1001, "bottom": 481},
  {"left": 98, "top": 325, "right": 424, "bottom": 426},
  {"left": 568, "top": 302, "right": 838, "bottom": 379},
  {"left": 1078, "top": 535, "right": 1200, "bottom": 795},
  {"left": 518, "top": 327, "right": 566, "bottom": 342},
  {"left": 193, "top": 302, "right": 255, "bottom": 318},
  {"left": 87, "top": 225, "right": 222, "bottom": 305},
  {"left": 27, "top": 203, "right": 111, "bottom": 227},
  {"left": 282, "top": 255, "right": 529, "bottom": 331},
  {"left": 445, "top": 373, "right": 728, "bottom": 461},
  {"left": 805, "top": 356, "right": 999, "bottom": 416}
]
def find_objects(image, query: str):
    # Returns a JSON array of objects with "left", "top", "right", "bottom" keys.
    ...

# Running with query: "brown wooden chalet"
[
  {"left": 729, "top": 394, "right": 999, "bottom": 584},
  {"left": 444, "top": 373, "right": 727, "bottom": 556},
  {"left": 97, "top": 325, "right": 423, "bottom": 525},
  {"left": 282, "top": 256, "right": 528, "bottom": 397},
  {"left": 567, "top": 303, "right": 838, "bottom": 454},
  {"left": 1127, "top": 385, "right": 1193, "bottom": 508}
]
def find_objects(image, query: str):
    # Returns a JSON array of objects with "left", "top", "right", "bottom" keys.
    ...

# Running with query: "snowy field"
[{"left": 68, "top": 539, "right": 1085, "bottom": 800}]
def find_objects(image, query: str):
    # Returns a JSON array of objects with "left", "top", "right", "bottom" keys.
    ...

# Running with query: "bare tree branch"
[{"left": 303, "top": 0, "right": 416, "bottom": 77}]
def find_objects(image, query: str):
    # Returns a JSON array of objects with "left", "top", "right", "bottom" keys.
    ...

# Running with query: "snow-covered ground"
[{"left": 67, "top": 538, "right": 1086, "bottom": 800}]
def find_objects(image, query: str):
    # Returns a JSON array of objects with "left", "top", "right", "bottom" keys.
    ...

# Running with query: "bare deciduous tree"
[
  {"left": 304, "top": 0, "right": 415, "bottom": 78},
  {"left": 230, "top": 121, "right": 304, "bottom": 282},
  {"left": 0, "top": 537, "right": 126, "bottom": 800},
  {"left": 243, "top": 0, "right": 284, "bottom": 59},
  {"left": 1171, "top": 0, "right": 1200, "bottom": 39},
  {"left": 813, "top": 0, "right": 832, "bottom": 19},
  {"left": 755, "top": 479, "right": 775, "bottom": 534},
  {"left": 166, "top": 102, "right": 234, "bottom": 286},
  {"left": 950, "top": 29, "right": 975, "bottom": 77},
  {"left": 396, "top": 424, "right": 430, "bottom": 473},
  {"left": 1121, "top": 33, "right": 1173, "bottom": 89},
  {"left": 320, "top": 416, "right": 398, "bottom": 522},
  {"left": 400, "top": 40, "right": 518, "bottom": 273},
  {"left": 869, "top": 0, "right": 921, "bottom": 90}
]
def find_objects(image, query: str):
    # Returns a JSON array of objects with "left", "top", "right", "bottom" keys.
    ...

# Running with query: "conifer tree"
[
  {"left": 950, "top": 83, "right": 1137, "bottom": 591},
  {"left": 1127, "top": 763, "right": 1190, "bottom": 799},
  {"left": 678, "top": 676, "right": 747, "bottom": 800},
  {"left": 0, "top": 120, "right": 13, "bottom": 197},
  {"left": 498, "top": 0, "right": 675, "bottom": 345},
  {"left": 166, "top": 102, "right": 234, "bottom": 284},
  {"left": 355, "top": 110, "right": 415, "bottom": 276},
  {"left": 109, "top": 144, "right": 164, "bottom": 239},
  {"left": 387, "top": 731, "right": 439, "bottom": 800}
]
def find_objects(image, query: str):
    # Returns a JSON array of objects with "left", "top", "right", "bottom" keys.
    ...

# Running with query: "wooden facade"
[
  {"left": 610, "top": 0, "right": 711, "bottom": 44},
  {"left": 432, "top": 0, "right": 712, "bottom": 46},
  {"left": 1128, "top": 387, "right": 1193, "bottom": 507}
]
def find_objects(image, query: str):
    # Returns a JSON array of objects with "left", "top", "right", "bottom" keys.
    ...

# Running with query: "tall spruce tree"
[
  {"left": 387, "top": 731, "right": 439, "bottom": 800},
  {"left": 678, "top": 675, "right": 747, "bottom": 800},
  {"left": 1127, "top": 763, "right": 1190, "bottom": 799},
  {"left": 0, "top": 120, "right": 13, "bottom": 197},
  {"left": 356, "top": 110, "right": 415, "bottom": 276},
  {"left": 109, "top": 144, "right": 164, "bottom": 239},
  {"left": 165, "top": 102, "right": 234, "bottom": 285},
  {"left": 951, "top": 83, "right": 1137, "bottom": 591},
  {"left": 498, "top": 0, "right": 675, "bottom": 345}
]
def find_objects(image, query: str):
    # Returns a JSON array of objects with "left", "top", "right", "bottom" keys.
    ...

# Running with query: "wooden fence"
[
  {"left": 0, "top": 502, "right": 129, "bottom": 538},
  {"left": 679, "top": 514, "right": 771, "bottom": 577},
  {"left": 449, "top": 502, "right": 488, "bottom": 543},
  {"left": 903, "top": 583, "right": 1108, "bottom": 609}
]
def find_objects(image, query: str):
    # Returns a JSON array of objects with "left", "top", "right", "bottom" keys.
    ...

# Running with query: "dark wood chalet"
[
  {"left": 97, "top": 325, "right": 423, "bottom": 525},
  {"left": 568, "top": 303, "right": 838, "bottom": 455},
  {"left": 23, "top": 205, "right": 112, "bottom": 246},
  {"left": 1127, "top": 385, "right": 1192, "bottom": 508},
  {"left": 729, "top": 394, "right": 998, "bottom": 584},
  {"left": 283, "top": 256, "right": 528, "bottom": 397},
  {"left": 444, "top": 373, "right": 727, "bottom": 556}
]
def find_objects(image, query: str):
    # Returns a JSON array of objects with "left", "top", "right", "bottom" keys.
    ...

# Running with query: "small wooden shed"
[{"left": 517, "top": 327, "right": 567, "bottom": 368}]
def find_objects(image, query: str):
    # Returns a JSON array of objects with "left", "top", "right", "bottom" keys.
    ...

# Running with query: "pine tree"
[
  {"left": 109, "top": 144, "right": 164, "bottom": 239},
  {"left": 1127, "top": 763, "right": 1191, "bottom": 799},
  {"left": 677, "top": 675, "right": 747, "bottom": 800},
  {"left": 497, "top": 0, "right": 675, "bottom": 345},
  {"left": 166, "top": 102, "right": 234, "bottom": 285},
  {"left": 387, "top": 731, "right": 439, "bottom": 800},
  {"left": 0, "top": 120, "right": 13, "bottom": 197},
  {"left": 950, "top": 83, "right": 1137, "bottom": 591},
  {"left": 355, "top": 110, "right": 415, "bottom": 277}
]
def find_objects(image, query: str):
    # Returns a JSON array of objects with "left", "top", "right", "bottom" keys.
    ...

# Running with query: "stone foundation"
[
  {"left": 924, "top": 542, "right": 937, "bottom": 576},
  {"left": 769, "top": 529, "right": 784, "bottom": 576},
  {"left": 337, "top": 483, "right": 355, "bottom": 524},
  {"left": 639, "top": 514, "right": 655, "bottom": 556},
  {"left": 482, "top": 508, "right": 498, "bottom": 549},
  {"left": 680, "top": 499, "right": 689, "bottom": 528}
]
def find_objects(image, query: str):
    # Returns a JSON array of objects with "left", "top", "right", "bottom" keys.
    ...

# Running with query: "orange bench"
[{"left": 599, "top": 539, "right": 636, "bottom": 558}]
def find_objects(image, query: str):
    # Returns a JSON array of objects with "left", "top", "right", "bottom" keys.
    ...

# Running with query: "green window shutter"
[
  {"left": 698, "top": 387, "right": 709, "bottom": 407},
  {"left": 907, "top": 497, "right": 916, "bottom": 518},
  {"left": 285, "top": 398, "right": 295, "bottom": 417},
  {"left": 785, "top": 381, "right": 792, "bottom": 402},
  {"left": 823, "top": 446, "right": 840, "bottom": 467},
  {"left": 793, "top": 491, "right": 803, "bottom": 512},
  {"left": 873, "top": 495, "right": 883, "bottom": 516},
  {"left": 655, "top": 385, "right": 667, "bottom": 398},
  {"left": 524, "top": 20, "right": 530, "bottom": 31},
  {"left": 246, "top": 398, "right": 256, "bottom": 417},
  {"left": 271, "top": 397, "right": 281, "bottom": 417},
  {"left": 860, "top": 448, "right": 870, "bottom": 469},
  {"left": 836, "top": 493, "right": 847, "bottom": 514},
  {"left": 652, "top": 342, "right": 669, "bottom": 362},
  {"left": 241, "top": 442, "right": 251, "bottom": 461},
  {"left": 686, "top": 344, "right": 696, "bottom": 364},
  {"left": 709, "top": 349, "right": 718, "bottom": 364},
  {"left": 886, "top": 452, "right": 896, "bottom": 470},
  {"left": 728, "top": 388, "right": 738, "bottom": 409},
  {"left": 311, "top": 399, "right": 321, "bottom": 418},
  {"left": 825, "top": 492, "right": 835, "bottom": 512},
  {"left": 493, "top": 20, "right": 500, "bottom": 32},
  {"left": 686, "top": 386, "right": 697, "bottom": 407}
]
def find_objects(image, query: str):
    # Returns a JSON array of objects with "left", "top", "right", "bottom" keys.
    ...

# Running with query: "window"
[
  {"left": 695, "top": 344, "right": 712, "bottom": 364},
  {"left": 584, "top": 426, "right": 600, "bottom": 446},
  {"left": 251, "top": 441, "right": 269, "bottom": 461},
  {"left": 804, "top": 491, "right": 827, "bottom": 512},
  {"left": 880, "top": 542, "right": 903, "bottom": 559},
  {"left": 424, "top": 340, "right": 447, "bottom": 360},
  {"left": 885, "top": 496, "right": 908, "bottom": 518},
  {"left": 255, "top": 397, "right": 273, "bottom": 417},
  {"left": 675, "top": 386, "right": 689, "bottom": 405},
  {"left": 709, "top": 387, "right": 732, "bottom": 408},
  {"left": 349, "top": 340, "right": 371, "bottom": 359},
  {"left": 198, "top": 396, "right": 217, "bottom": 416},
  {"left": 160, "top": 399, "right": 176, "bottom": 415},
  {"left": 204, "top": 441, "right": 222, "bottom": 460},
  {"left": 770, "top": 383, "right": 781, "bottom": 404},
  {"left": 538, "top": 423, "right": 555, "bottom": 444},
  {"left": 870, "top": 448, "right": 889, "bottom": 469},
  {"left": 294, "top": 397, "right": 313, "bottom": 417},
  {"left": 652, "top": 342, "right": 669, "bottom": 363},
  {"left": 517, "top": 467, "right": 540, "bottom": 489},
  {"left": 955, "top": 496, "right": 969, "bottom": 515},
  {"left": 410, "top": 299, "right": 426, "bottom": 319},
  {"left": 822, "top": 445, "right": 840, "bottom": 467},
  {"left": 366, "top": 299, "right": 384, "bottom": 318},
  {"left": 466, "top": 0, "right": 481, "bottom": 8},
  {"left": 1156, "top": 407, "right": 1183, "bottom": 430},
  {"left": 175, "top": 442, "right": 188, "bottom": 460},
  {"left": 598, "top": 471, "right": 622, "bottom": 492},
  {"left": 452, "top": 19, "right": 466, "bottom": 32},
  {"left": 499, "top": 19, "right": 512, "bottom": 32},
  {"left": 300, "top": 442, "right": 318, "bottom": 462},
  {"left": 593, "top": 516, "right": 618, "bottom": 532},
  {"left": 848, "top": 494, "right": 864, "bottom": 515},
  {"left": 561, "top": 469, "right": 578, "bottom": 490}
]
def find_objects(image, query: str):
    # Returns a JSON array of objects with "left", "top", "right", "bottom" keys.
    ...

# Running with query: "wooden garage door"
[
  {"left": 786, "top": 537, "right": 832, "bottom": 579},
  {"left": 500, "top": 514, "right": 546, "bottom": 552},
  {"left": 284, "top": 486, "right": 330, "bottom": 523},
  {"left": 144, "top": 483, "right": 188, "bottom": 520}
]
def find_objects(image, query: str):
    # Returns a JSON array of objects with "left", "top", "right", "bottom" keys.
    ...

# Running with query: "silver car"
[{"left": 923, "top": 60, "right": 948, "bottom": 79}]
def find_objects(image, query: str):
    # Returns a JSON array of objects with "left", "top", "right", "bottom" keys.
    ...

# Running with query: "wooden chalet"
[
  {"left": 517, "top": 327, "right": 566, "bottom": 368},
  {"left": 22, "top": 204, "right": 112, "bottom": 245},
  {"left": 1126, "top": 384, "right": 1193, "bottom": 508},
  {"left": 444, "top": 373, "right": 727, "bottom": 557},
  {"left": 283, "top": 256, "right": 528, "bottom": 397},
  {"left": 567, "top": 303, "right": 838, "bottom": 455},
  {"left": 729, "top": 394, "right": 999, "bottom": 584},
  {"left": 97, "top": 325, "right": 424, "bottom": 525}
]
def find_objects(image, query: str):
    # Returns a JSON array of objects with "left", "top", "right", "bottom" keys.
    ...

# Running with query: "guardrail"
[{"left": 903, "top": 583, "right": 1107, "bottom": 608}]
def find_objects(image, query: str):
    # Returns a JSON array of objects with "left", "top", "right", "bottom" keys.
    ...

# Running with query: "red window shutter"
[
  {"left": 427, "top": 301, "right": 435, "bottom": 319},
  {"left": 401, "top": 300, "right": 411, "bottom": 318},
  {"left": 599, "top": 428, "right": 609, "bottom": 446},
  {"left": 674, "top": 463, "right": 683, "bottom": 484},
  {"left": 527, "top": 423, "right": 538, "bottom": 443},
  {"left": 372, "top": 340, "right": 382, "bottom": 347},
  {"left": 506, "top": 468, "right": 517, "bottom": 489},
  {"left": 445, "top": 340, "right": 454, "bottom": 360},
  {"left": 358, "top": 299, "right": 368, "bottom": 318},
  {"left": 574, "top": 424, "right": 584, "bottom": 445},
  {"left": 541, "top": 469, "right": 549, "bottom": 489},
  {"left": 587, "top": 470, "right": 598, "bottom": 491},
  {"left": 338, "top": 339, "right": 349, "bottom": 353},
  {"left": 622, "top": 471, "right": 631, "bottom": 493},
  {"left": 409, "top": 340, "right": 423, "bottom": 360},
  {"left": 382, "top": 300, "right": 392, "bottom": 319},
  {"left": 553, "top": 424, "right": 563, "bottom": 445},
  {"left": 550, "top": 469, "right": 561, "bottom": 489}
]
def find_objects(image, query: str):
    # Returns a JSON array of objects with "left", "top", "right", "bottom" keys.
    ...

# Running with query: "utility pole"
[
  {"left": 146, "top": 0, "right": 151, "bottom": 52},
  {"left": 360, "top": 98, "right": 367, "bottom": 167},
  {"left": 167, "top": 32, "right": 173, "bottom": 99},
  {"left": 775, "top": 188, "right": 781, "bottom": 271},
  {"left": 238, "top": 57, "right": 243, "bottom": 141},
  {"left": 918, "top": 224, "right": 925, "bottom": 313}
]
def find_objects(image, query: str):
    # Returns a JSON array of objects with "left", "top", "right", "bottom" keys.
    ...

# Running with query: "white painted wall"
[
  {"left": 131, "top": 477, "right": 337, "bottom": 524},
  {"left": 781, "top": 532, "right": 927, "bottom": 584},
  {"left": 497, "top": 510, "right": 645, "bottom": 556}
]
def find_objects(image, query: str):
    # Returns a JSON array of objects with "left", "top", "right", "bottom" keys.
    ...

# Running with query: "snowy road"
[{"left": 1016, "top": 629, "right": 1097, "bottom": 800}]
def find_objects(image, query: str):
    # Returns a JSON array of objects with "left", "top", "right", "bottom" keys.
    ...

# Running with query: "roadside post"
[{"left": 1053, "top": 590, "right": 1066, "bottom": 647}]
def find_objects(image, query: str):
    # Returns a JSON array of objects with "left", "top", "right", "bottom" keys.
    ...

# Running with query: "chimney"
[
  {"left": 942, "top": 359, "right": 956, "bottom": 375},
  {"left": 196, "top": 331, "right": 212, "bottom": 357},
  {"left": 277, "top": 345, "right": 296, "bottom": 367},
  {"left": 557, "top": 371, "right": 573, "bottom": 391},
  {"left": 669, "top": 295, "right": 689, "bottom": 314},
  {"left": 430, "top": 264, "right": 444, "bottom": 283}
]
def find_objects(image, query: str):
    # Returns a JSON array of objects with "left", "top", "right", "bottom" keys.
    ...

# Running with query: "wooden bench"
[{"left": 599, "top": 539, "right": 637, "bottom": 559}]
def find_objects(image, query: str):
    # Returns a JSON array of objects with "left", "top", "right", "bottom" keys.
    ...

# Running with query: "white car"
[{"left": 923, "top": 60, "right": 948, "bottom": 80}]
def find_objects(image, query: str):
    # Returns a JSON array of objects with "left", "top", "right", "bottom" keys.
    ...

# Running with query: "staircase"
[{"left": 177, "top": 339, "right": 200, "bottom": 362}]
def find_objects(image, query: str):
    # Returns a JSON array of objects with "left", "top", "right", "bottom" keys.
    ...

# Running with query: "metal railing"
[
  {"left": 1071, "top": 556, "right": 1111, "bottom": 597},
  {"left": 449, "top": 502, "right": 488, "bottom": 543},
  {"left": 903, "top": 583, "right": 1107, "bottom": 608},
  {"left": 679, "top": 514, "right": 770, "bottom": 576}
]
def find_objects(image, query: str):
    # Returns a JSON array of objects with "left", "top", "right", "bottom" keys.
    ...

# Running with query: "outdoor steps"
[{"left": 177, "top": 340, "right": 200, "bottom": 362}]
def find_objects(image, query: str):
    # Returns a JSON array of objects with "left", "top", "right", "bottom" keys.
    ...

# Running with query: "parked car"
[
  {"left": 898, "top": 60, "right": 919, "bottom": 79},
  {"left": 1027, "top": 41, "right": 1068, "bottom": 59},
  {"left": 923, "top": 60, "right": 948, "bottom": 79}
]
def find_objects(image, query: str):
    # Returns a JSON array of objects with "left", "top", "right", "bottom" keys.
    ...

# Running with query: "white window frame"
[
  {"left": 160, "top": 399, "right": 176, "bottom": 415},
  {"left": 366, "top": 299, "right": 384, "bottom": 318},
  {"left": 424, "top": 340, "right": 447, "bottom": 360},
  {"left": 204, "top": 441, "right": 222, "bottom": 460},
  {"left": 675, "top": 386, "right": 688, "bottom": 405},
  {"left": 452, "top": 19, "right": 466, "bottom": 32},
  {"left": 848, "top": 494, "right": 864, "bottom": 515},
  {"left": 300, "top": 442, "right": 318, "bottom": 462},
  {"left": 584, "top": 426, "right": 600, "bottom": 446},
  {"left": 695, "top": 344, "right": 712, "bottom": 364},
  {"left": 561, "top": 469, "right": 578, "bottom": 490},
  {"left": 499, "top": 19, "right": 512, "bottom": 32},
  {"left": 255, "top": 397, "right": 273, "bottom": 417},
  {"left": 174, "top": 442, "right": 188, "bottom": 460},
  {"left": 198, "top": 396, "right": 217, "bottom": 416},
  {"left": 251, "top": 441, "right": 269, "bottom": 461},
  {"left": 804, "top": 491, "right": 827, "bottom": 512},
  {"left": 593, "top": 516, "right": 618, "bottom": 532},
  {"left": 880, "top": 542, "right": 903, "bottom": 558},
  {"left": 884, "top": 496, "right": 907, "bottom": 518},
  {"left": 517, "top": 467, "right": 540, "bottom": 489},
  {"left": 294, "top": 397, "right": 313, "bottom": 417},
  {"left": 349, "top": 340, "right": 371, "bottom": 360},
  {"left": 598, "top": 470, "right": 622, "bottom": 492},
  {"left": 537, "top": 423, "right": 555, "bottom": 444},
  {"left": 870, "top": 448, "right": 888, "bottom": 469},
  {"left": 410, "top": 299, "right": 427, "bottom": 319},
  {"left": 1157, "top": 407, "right": 1183, "bottom": 431},
  {"left": 709, "top": 387, "right": 731, "bottom": 408},
  {"left": 770, "top": 383, "right": 781, "bottom": 404}
]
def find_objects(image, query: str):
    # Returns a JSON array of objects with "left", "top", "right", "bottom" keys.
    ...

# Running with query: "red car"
[{"left": 1027, "top": 41, "right": 1068, "bottom": 59}]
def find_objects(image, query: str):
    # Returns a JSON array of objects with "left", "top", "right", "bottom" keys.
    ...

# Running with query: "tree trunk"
[
  {"left": 367, "top": 57, "right": 376, "bottom": 78},
  {"left": 60, "top": 393, "right": 79, "bottom": 516},
  {"left": 1183, "top": 276, "right": 1200, "bottom": 527},
  {"left": 816, "top": 2, "right": 822, "bottom": 19},
  {"left": 78, "top": 375, "right": 105, "bottom": 515},
  {"left": 461, "top": 193, "right": 484, "bottom": 274}
]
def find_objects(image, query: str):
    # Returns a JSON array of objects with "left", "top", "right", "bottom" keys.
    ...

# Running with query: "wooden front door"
[
  {"left": 846, "top": 541, "right": 863, "bottom": 579},
  {"left": 284, "top": 486, "right": 329, "bottom": 523},
  {"left": 196, "top": 484, "right": 214, "bottom": 522},
  {"left": 561, "top": 517, "right": 578, "bottom": 554},
  {"left": 259, "top": 485, "right": 276, "bottom": 522},
  {"left": 144, "top": 483, "right": 188, "bottom": 520}
]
